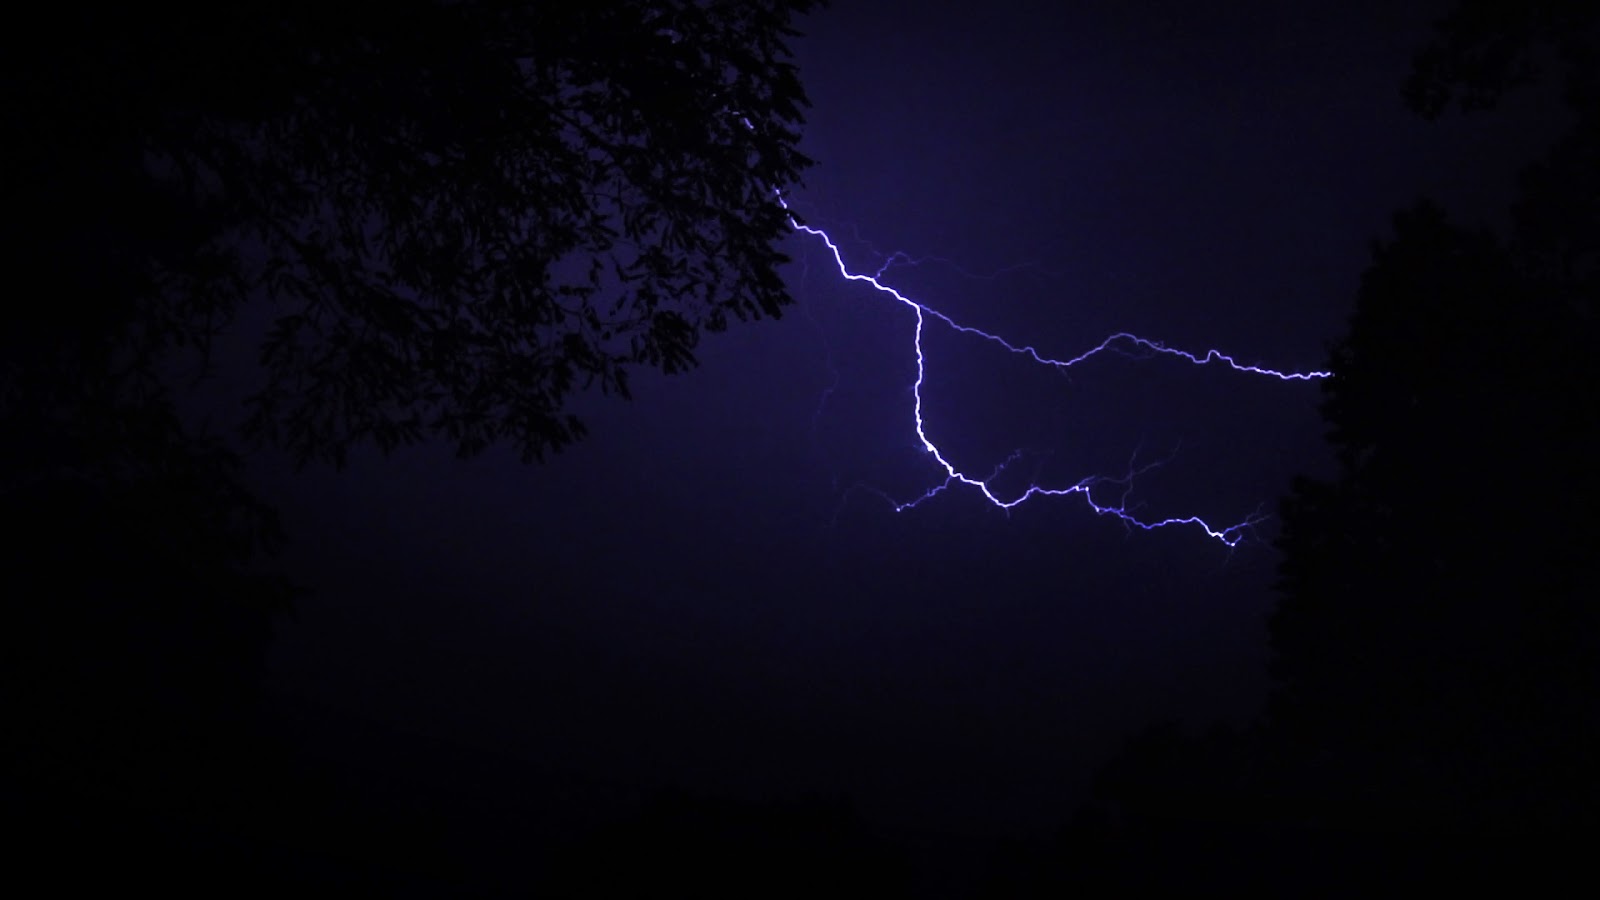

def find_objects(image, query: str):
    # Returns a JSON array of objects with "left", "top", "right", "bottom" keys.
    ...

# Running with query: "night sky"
[{"left": 224, "top": 0, "right": 1566, "bottom": 888}]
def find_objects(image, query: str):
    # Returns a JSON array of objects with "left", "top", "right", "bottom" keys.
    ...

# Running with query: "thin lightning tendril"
[{"left": 782, "top": 204, "right": 1330, "bottom": 547}]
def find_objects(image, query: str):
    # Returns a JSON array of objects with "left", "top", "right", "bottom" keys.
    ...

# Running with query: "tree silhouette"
[
  {"left": 7, "top": 1, "right": 822, "bottom": 470},
  {"left": 1404, "top": 0, "right": 1597, "bottom": 118},
  {"left": 1269, "top": 1, "right": 1599, "bottom": 837},
  {"left": 1270, "top": 201, "right": 1593, "bottom": 831},
  {"left": 1064, "top": 5, "right": 1600, "bottom": 882},
  {"left": 3, "top": 2, "right": 823, "bottom": 882}
]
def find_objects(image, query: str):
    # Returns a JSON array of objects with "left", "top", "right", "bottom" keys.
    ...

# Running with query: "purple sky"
[{"left": 245, "top": 0, "right": 1566, "bottom": 874}]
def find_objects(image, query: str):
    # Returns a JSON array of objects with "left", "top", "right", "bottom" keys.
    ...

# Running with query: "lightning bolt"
[{"left": 785, "top": 209, "right": 1330, "bottom": 547}]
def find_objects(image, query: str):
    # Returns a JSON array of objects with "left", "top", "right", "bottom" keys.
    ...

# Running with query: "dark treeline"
[
  {"left": 6, "top": 1, "right": 1597, "bottom": 896},
  {"left": 992, "top": 2, "right": 1600, "bottom": 892},
  {"left": 3, "top": 0, "right": 824, "bottom": 894}
]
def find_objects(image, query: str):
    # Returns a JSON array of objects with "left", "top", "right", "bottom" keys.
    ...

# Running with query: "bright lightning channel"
[{"left": 786, "top": 210, "right": 1330, "bottom": 547}]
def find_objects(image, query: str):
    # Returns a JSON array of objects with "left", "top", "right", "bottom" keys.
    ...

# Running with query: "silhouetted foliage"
[
  {"left": 3, "top": 3, "right": 822, "bottom": 886},
  {"left": 6, "top": 0, "right": 821, "bottom": 469},
  {"left": 1405, "top": 0, "right": 1597, "bottom": 118},
  {"left": 1270, "top": 2, "right": 1600, "bottom": 838},
  {"left": 1053, "top": 6, "right": 1600, "bottom": 888},
  {"left": 1271, "top": 199, "right": 1599, "bottom": 827}
]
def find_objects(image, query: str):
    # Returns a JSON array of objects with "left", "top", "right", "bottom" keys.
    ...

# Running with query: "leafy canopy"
[{"left": 7, "top": 1, "right": 822, "bottom": 470}]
